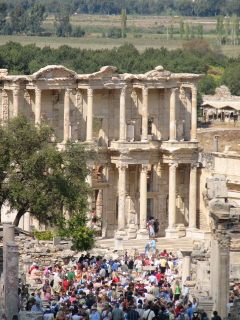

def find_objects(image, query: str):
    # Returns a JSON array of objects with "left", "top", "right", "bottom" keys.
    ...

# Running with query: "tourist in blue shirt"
[
  {"left": 91, "top": 305, "right": 101, "bottom": 320},
  {"left": 112, "top": 260, "right": 119, "bottom": 271}
]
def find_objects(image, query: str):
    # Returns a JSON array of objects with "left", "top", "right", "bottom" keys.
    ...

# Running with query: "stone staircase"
[
  {"left": 97, "top": 236, "right": 194, "bottom": 255},
  {"left": 198, "top": 300, "right": 214, "bottom": 318}
]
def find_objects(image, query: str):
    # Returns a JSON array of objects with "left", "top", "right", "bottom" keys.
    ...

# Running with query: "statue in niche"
[{"left": 176, "top": 120, "right": 185, "bottom": 141}]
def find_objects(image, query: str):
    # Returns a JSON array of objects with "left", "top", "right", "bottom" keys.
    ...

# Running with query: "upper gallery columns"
[
  {"left": 63, "top": 88, "right": 72, "bottom": 141},
  {"left": 141, "top": 86, "right": 148, "bottom": 141},
  {"left": 86, "top": 88, "right": 93, "bottom": 143},
  {"left": 191, "top": 86, "right": 197, "bottom": 141},
  {"left": 35, "top": 88, "right": 42, "bottom": 124},
  {"left": 13, "top": 88, "right": 20, "bottom": 117},
  {"left": 119, "top": 86, "right": 127, "bottom": 142},
  {"left": 169, "top": 88, "right": 177, "bottom": 141}
]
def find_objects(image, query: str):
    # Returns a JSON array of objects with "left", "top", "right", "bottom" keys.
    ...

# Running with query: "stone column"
[
  {"left": 64, "top": 88, "right": 72, "bottom": 141},
  {"left": 191, "top": 86, "right": 197, "bottom": 141},
  {"left": 137, "top": 164, "right": 149, "bottom": 239},
  {"left": 116, "top": 163, "right": 128, "bottom": 234},
  {"left": 13, "top": 88, "right": 20, "bottom": 117},
  {"left": 166, "top": 163, "right": 178, "bottom": 238},
  {"left": 86, "top": 88, "right": 93, "bottom": 143},
  {"left": 2, "top": 89, "right": 9, "bottom": 121},
  {"left": 214, "top": 228, "right": 230, "bottom": 317},
  {"left": 5, "top": 242, "right": 19, "bottom": 320},
  {"left": 2, "top": 222, "right": 15, "bottom": 313},
  {"left": 210, "top": 204, "right": 231, "bottom": 318},
  {"left": 86, "top": 161, "right": 94, "bottom": 228},
  {"left": 169, "top": 88, "right": 177, "bottom": 141},
  {"left": 188, "top": 163, "right": 198, "bottom": 230},
  {"left": 141, "top": 86, "right": 148, "bottom": 141},
  {"left": 35, "top": 88, "right": 42, "bottom": 124},
  {"left": 119, "top": 86, "right": 127, "bottom": 142},
  {"left": 180, "top": 250, "right": 192, "bottom": 289}
]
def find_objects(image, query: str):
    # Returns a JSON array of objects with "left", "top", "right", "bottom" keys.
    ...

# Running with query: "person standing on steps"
[{"left": 153, "top": 219, "right": 159, "bottom": 238}]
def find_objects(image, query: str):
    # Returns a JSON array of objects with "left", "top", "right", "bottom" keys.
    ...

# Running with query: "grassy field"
[{"left": 0, "top": 14, "right": 239, "bottom": 57}]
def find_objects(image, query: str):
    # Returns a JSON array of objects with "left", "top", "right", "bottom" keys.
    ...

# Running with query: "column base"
[
  {"left": 84, "top": 140, "right": 94, "bottom": 144},
  {"left": 141, "top": 139, "right": 148, "bottom": 142},
  {"left": 115, "top": 230, "right": 128, "bottom": 240},
  {"left": 127, "top": 224, "right": 137, "bottom": 239},
  {"left": 165, "top": 227, "right": 179, "bottom": 239},
  {"left": 136, "top": 228, "right": 149, "bottom": 240}
]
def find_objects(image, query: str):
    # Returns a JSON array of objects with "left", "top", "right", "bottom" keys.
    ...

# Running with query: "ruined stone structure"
[
  {"left": 202, "top": 86, "right": 240, "bottom": 123},
  {"left": 0, "top": 65, "right": 204, "bottom": 239}
]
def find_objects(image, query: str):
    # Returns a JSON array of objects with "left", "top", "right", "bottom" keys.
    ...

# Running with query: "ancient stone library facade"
[{"left": 0, "top": 65, "right": 209, "bottom": 239}]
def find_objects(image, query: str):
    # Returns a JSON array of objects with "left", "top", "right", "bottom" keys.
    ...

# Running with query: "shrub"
[
  {"left": 72, "top": 26, "right": 85, "bottom": 38},
  {"left": 108, "top": 27, "right": 121, "bottom": 39},
  {"left": 34, "top": 228, "right": 54, "bottom": 241}
]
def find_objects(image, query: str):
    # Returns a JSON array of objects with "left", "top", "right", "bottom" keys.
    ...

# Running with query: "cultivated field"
[{"left": 0, "top": 14, "right": 239, "bottom": 57}]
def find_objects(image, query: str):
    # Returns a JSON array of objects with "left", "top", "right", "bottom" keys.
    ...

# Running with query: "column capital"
[
  {"left": 13, "top": 88, "right": 20, "bottom": 96},
  {"left": 116, "top": 163, "right": 128, "bottom": 171},
  {"left": 171, "top": 87, "right": 178, "bottom": 94},
  {"left": 35, "top": 88, "right": 42, "bottom": 96},
  {"left": 87, "top": 88, "right": 93, "bottom": 97},
  {"left": 192, "top": 86, "right": 197, "bottom": 95},
  {"left": 169, "top": 162, "right": 178, "bottom": 172},
  {"left": 141, "top": 164, "right": 149, "bottom": 173},
  {"left": 142, "top": 85, "right": 148, "bottom": 95},
  {"left": 120, "top": 85, "right": 127, "bottom": 97},
  {"left": 190, "top": 163, "right": 198, "bottom": 171},
  {"left": 65, "top": 88, "right": 72, "bottom": 95}
]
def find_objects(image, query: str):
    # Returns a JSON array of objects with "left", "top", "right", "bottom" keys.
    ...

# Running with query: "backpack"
[
  {"left": 156, "top": 311, "right": 169, "bottom": 320},
  {"left": 179, "top": 314, "right": 185, "bottom": 320}
]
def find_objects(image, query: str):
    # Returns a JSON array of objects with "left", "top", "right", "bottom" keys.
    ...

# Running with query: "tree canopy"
[{"left": 0, "top": 114, "right": 96, "bottom": 251}]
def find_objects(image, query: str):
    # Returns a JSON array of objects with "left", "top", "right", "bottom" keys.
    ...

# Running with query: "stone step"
[
  {"left": 198, "top": 300, "right": 214, "bottom": 317},
  {"left": 97, "top": 237, "right": 194, "bottom": 255}
]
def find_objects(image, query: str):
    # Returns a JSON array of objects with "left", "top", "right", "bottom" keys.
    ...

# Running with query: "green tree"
[
  {"left": 190, "top": 24, "right": 195, "bottom": 39},
  {"left": 179, "top": 18, "right": 185, "bottom": 40},
  {"left": 185, "top": 22, "right": 189, "bottom": 40},
  {"left": 55, "top": 8, "right": 72, "bottom": 37},
  {"left": 222, "top": 64, "right": 240, "bottom": 96},
  {"left": 121, "top": 8, "right": 127, "bottom": 38},
  {"left": 27, "top": 3, "right": 46, "bottom": 35},
  {"left": 216, "top": 15, "right": 224, "bottom": 44},
  {"left": 0, "top": 1, "right": 7, "bottom": 31},
  {"left": 224, "top": 16, "right": 230, "bottom": 44},
  {"left": 196, "top": 24, "right": 203, "bottom": 39},
  {"left": 231, "top": 14, "right": 239, "bottom": 45},
  {"left": 169, "top": 24, "right": 174, "bottom": 40},
  {"left": 9, "top": 4, "right": 28, "bottom": 34},
  {"left": 108, "top": 26, "right": 121, "bottom": 39},
  {"left": 0, "top": 115, "right": 95, "bottom": 251}
]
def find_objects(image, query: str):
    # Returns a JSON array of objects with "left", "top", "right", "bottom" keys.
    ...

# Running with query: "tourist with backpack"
[
  {"left": 176, "top": 307, "right": 189, "bottom": 320},
  {"left": 157, "top": 306, "right": 170, "bottom": 320}
]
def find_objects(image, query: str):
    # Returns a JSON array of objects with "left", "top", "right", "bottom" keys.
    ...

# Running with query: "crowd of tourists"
[{"left": 23, "top": 246, "right": 220, "bottom": 320}]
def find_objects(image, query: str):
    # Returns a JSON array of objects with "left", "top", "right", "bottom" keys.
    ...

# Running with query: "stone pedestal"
[
  {"left": 136, "top": 228, "right": 149, "bottom": 239},
  {"left": 165, "top": 228, "right": 178, "bottom": 239},
  {"left": 180, "top": 250, "right": 192, "bottom": 288},
  {"left": 127, "top": 223, "right": 137, "bottom": 239},
  {"left": 114, "top": 236, "right": 123, "bottom": 251}
]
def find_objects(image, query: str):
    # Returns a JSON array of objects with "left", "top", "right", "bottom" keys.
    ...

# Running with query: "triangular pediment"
[{"left": 31, "top": 65, "right": 77, "bottom": 80}]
